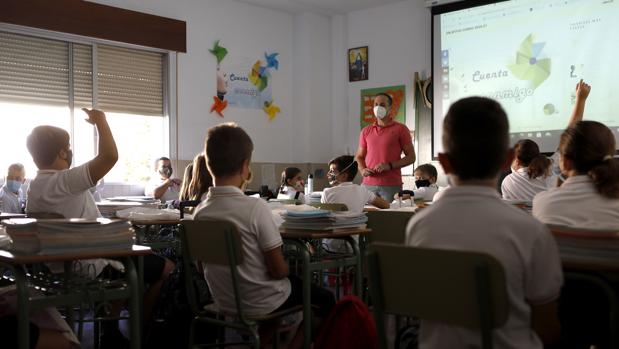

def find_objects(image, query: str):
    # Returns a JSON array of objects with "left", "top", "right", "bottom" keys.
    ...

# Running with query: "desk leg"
[
  {"left": 134, "top": 225, "right": 147, "bottom": 335},
  {"left": 124, "top": 256, "right": 141, "bottom": 349},
  {"left": 348, "top": 236, "right": 363, "bottom": 297},
  {"left": 301, "top": 243, "right": 312, "bottom": 349},
  {"left": 15, "top": 266, "right": 29, "bottom": 349},
  {"left": 63, "top": 262, "right": 75, "bottom": 330}
]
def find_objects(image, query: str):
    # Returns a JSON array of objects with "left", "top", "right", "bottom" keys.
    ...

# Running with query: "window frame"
[{"left": 0, "top": 22, "right": 177, "bottom": 184}]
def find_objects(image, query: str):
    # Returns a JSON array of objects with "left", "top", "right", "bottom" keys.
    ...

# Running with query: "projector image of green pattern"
[{"left": 508, "top": 34, "right": 551, "bottom": 89}]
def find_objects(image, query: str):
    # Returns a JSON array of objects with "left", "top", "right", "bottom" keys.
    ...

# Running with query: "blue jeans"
[{"left": 362, "top": 185, "right": 402, "bottom": 201}]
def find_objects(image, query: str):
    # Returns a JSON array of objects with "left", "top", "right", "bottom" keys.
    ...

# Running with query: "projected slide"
[{"left": 433, "top": 0, "right": 619, "bottom": 155}]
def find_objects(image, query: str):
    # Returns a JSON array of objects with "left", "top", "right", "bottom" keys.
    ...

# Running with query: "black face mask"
[
  {"left": 159, "top": 166, "right": 173, "bottom": 178},
  {"left": 415, "top": 179, "right": 431, "bottom": 188}
]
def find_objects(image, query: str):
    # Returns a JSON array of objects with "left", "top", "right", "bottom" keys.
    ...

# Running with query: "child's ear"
[
  {"left": 501, "top": 148, "right": 515, "bottom": 172},
  {"left": 437, "top": 153, "right": 453, "bottom": 175}
]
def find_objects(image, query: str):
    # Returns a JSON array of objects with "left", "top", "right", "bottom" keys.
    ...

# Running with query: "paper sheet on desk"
[{"left": 116, "top": 207, "right": 180, "bottom": 220}]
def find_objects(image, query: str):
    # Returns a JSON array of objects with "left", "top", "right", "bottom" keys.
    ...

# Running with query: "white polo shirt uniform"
[
  {"left": 277, "top": 185, "right": 306, "bottom": 203},
  {"left": 406, "top": 186, "right": 563, "bottom": 349},
  {"left": 194, "top": 186, "right": 291, "bottom": 316},
  {"left": 0, "top": 186, "right": 22, "bottom": 213},
  {"left": 145, "top": 176, "right": 180, "bottom": 202},
  {"left": 413, "top": 183, "right": 439, "bottom": 201},
  {"left": 533, "top": 175, "right": 619, "bottom": 230},
  {"left": 26, "top": 163, "right": 100, "bottom": 219},
  {"left": 321, "top": 182, "right": 376, "bottom": 213},
  {"left": 501, "top": 167, "right": 556, "bottom": 202}
]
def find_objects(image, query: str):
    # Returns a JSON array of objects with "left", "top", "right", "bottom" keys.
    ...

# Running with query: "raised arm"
[
  {"left": 568, "top": 79, "right": 591, "bottom": 127},
  {"left": 82, "top": 108, "right": 118, "bottom": 184}
]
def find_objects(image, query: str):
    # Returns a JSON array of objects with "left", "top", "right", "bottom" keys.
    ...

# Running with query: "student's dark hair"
[
  {"left": 415, "top": 164, "right": 438, "bottom": 181},
  {"left": 514, "top": 139, "right": 551, "bottom": 179},
  {"left": 375, "top": 93, "right": 393, "bottom": 107},
  {"left": 188, "top": 154, "right": 212, "bottom": 200},
  {"left": 279, "top": 167, "right": 302, "bottom": 193},
  {"left": 442, "top": 97, "right": 509, "bottom": 180},
  {"left": 329, "top": 155, "right": 358, "bottom": 181},
  {"left": 205, "top": 123, "right": 254, "bottom": 178},
  {"left": 179, "top": 163, "right": 194, "bottom": 201},
  {"left": 154, "top": 156, "right": 171, "bottom": 168},
  {"left": 26, "top": 126, "right": 70, "bottom": 168},
  {"left": 560, "top": 121, "right": 619, "bottom": 198}
]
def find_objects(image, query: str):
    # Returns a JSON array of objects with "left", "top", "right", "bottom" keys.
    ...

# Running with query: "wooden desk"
[
  {"left": 0, "top": 245, "right": 151, "bottom": 349},
  {"left": 281, "top": 228, "right": 369, "bottom": 349}
]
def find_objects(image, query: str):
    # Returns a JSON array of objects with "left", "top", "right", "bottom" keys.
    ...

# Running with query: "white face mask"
[{"left": 373, "top": 106, "right": 388, "bottom": 120}]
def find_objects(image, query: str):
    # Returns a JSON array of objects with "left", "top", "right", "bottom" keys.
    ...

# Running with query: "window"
[{"left": 0, "top": 30, "right": 168, "bottom": 183}]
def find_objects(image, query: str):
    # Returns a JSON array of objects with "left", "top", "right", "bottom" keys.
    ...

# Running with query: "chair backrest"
[
  {"left": 179, "top": 219, "right": 246, "bottom": 316},
  {"left": 368, "top": 242, "right": 508, "bottom": 349},
  {"left": 366, "top": 211, "right": 414, "bottom": 244},
  {"left": 178, "top": 200, "right": 201, "bottom": 219},
  {"left": 309, "top": 203, "right": 348, "bottom": 211},
  {"left": 26, "top": 212, "right": 65, "bottom": 219}
]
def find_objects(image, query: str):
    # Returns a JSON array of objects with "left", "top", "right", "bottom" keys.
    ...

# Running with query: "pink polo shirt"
[{"left": 359, "top": 121, "right": 412, "bottom": 186}]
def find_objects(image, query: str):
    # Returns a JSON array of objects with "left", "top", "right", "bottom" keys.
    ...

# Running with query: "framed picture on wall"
[{"left": 348, "top": 46, "right": 368, "bottom": 82}]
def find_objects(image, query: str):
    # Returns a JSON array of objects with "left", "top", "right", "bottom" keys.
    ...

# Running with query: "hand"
[
  {"left": 361, "top": 167, "right": 375, "bottom": 177},
  {"left": 575, "top": 79, "right": 591, "bottom": 101},
  {"left": 168, "top": 178, "right": 181, "bottom": 186},
  {"left": 82, "top": 108, "right": 106, "bottom": 125},
  {"left": 373, "top": 163, "right": 391, "bottom": 173}
]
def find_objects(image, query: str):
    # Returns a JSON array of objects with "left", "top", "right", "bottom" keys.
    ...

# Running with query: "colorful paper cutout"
[
  {"left": 210, "top": 96, "right": 228, "bottom": 117},
  {"left": 209, "top": 40, "right": 228, "bottom": 65},
  {"left": 265, "top": 52, "right": 279, "bottom": 70},
  {"left": 263, "top": 100, "right": 280, "bottom": 121}
]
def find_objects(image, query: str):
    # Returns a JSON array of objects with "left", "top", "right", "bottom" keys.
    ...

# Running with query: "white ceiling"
[{"left": 236, "top": 0, "right": 407, "bottom": 15}]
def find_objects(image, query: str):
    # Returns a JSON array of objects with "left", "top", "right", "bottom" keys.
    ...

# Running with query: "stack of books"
[
  {"left": 2, "top": 218, "right": 135, "bottom": 254},
  {"left": 280, "top": 209, "right": 367, "bottom": 232},
  {"left": 549, "top": 225, "right": 619, "bottom": 262}
]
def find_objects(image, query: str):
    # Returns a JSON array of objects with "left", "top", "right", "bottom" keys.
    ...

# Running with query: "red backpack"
[{"left": 314, "top": 295, "right": 379, "bottom": 349}]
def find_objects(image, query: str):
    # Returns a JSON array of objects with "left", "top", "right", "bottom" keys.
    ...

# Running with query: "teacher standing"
[{"left": 355, "top": 93, "right": 416, "bottom": 200}]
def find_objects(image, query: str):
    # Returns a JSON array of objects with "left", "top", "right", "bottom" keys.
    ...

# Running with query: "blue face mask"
[{"left": 5, "top": 180, "right": 22, "bottom": 194}]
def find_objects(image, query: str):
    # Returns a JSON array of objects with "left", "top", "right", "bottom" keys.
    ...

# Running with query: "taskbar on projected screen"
[{"left": 510, "top": 126, "right": 619, "bottom": 144}]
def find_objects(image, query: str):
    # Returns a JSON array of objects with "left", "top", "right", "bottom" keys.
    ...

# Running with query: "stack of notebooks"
[
  {"left": 2, "top": 218, "right": 135, "bottom": 254},
  {"left": 550, "top": 225, "right": 619, "bottom": 262},
  {"left": 280, "top": 209, "right": 367, "bottom": 232},
  {"left": 306, "top": 192, "right": 323, "bottom": 204}
]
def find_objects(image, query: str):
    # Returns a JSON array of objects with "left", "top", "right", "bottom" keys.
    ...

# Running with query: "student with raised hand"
[
  {"left": 501, "top": 139, "right": 554, "bottom": 201},
  {"left": 25, "top": 109, "right": 175, "bottom": 347},
  {"left": 532, "top": 121, "right": 619, "bottom": 230},
  {"left": 277, "top": 167, "right": 306, "bottom": 203},
  {"left": 405, "top": 97, "right": 563, "bottom": 349},
  {"left": 194, "top": 123, "right": 334, "bottom": 349}
]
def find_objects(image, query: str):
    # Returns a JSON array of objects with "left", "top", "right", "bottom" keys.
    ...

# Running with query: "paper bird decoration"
[
  {"left": 209, "top": 40, "right": 228, "bottom": 65},
  {"left": 210, "top": 96, "right": 228, "bottom": 117},
  {"left": 263, "top": 100, "right": 280, "bottom": 121},
  {"left": 265, "top": 52, "right": 279, "bottom": 70}
]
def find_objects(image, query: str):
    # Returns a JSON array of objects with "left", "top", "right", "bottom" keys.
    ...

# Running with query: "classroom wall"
[{"left": 331, "top": 0, "right": 446, "bottom": 184}]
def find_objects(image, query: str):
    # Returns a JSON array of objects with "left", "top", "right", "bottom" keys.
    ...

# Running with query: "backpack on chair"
[{"left": 314, "top": 295, "right": 378, "bottom": 349}]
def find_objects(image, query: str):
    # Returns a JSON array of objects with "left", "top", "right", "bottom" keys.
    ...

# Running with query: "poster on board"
[{"left": 360, "top": 85, "right": 406, "bottom": 128}]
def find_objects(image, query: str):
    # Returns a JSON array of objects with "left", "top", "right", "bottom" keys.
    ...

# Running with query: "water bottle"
[{"left": 307, "top": 174, "right": 314, "bottom": 195}]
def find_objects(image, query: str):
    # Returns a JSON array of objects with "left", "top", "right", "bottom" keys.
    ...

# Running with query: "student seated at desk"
[
  {"left": 25, "top": 109, "right": 174, "bottom": 348},
  {"left": 322, "top": 155, "right": 390, "bottom": 212},
  {"left": 532, "top": 120, "right": 619, "bottom": 230},
  {"left": 406, "top": 97, "right": 563, "bottom": 349},
  {"left": 145, "top": 156, "right": 181, "bottom": 202},
  {"left": 179, "top": 153, "right": 212, "bottom": 202},
  {"left": 394, "top": 163, "right": 440, "bottom": 202},
  {"left": 194, "top": 123, "right": 334, "bottom": 349},
  {"left": 277, "top": 167, "right": 306, "bottom": 203},
  {"left": 0, "top": 163, "right": 26, "bottom": 213}
]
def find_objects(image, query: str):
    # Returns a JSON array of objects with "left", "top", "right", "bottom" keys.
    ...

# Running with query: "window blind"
[
  {"left": 73, "top": 43, "right": 93, "bottom": 109},
  {"left": 97, "top": 44, "right": 164, "bottom": 116},
  {"left": 0, "top": 31, "right": 69, "bottom": 106}
]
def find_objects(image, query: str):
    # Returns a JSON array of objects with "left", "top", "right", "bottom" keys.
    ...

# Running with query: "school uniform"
[
  {"left": 321, "top": 182, "right": 376, "bottom": 213},
  {"left": 194, "top": 186, "right": 291, "bottom": 316},
  {"left": 0, "top": 186, "right": 22, "bottom": 213},
  {"left": 533, "top": 175, "right": 619, "bottom": 230},
  {"left": 145, "top": 176, "right": 180, "bottom": 202},
  {"left": 406, "top": 185, "right": 563, "bottom": 349},
  {"left": 26, "top": 163, "right": 100, "bottom": 219},
  {"left": 501, "top": 167, "right": 556, "bottom": 202},
  {"left": 277, "top": 185, "right": 306, "bottom": 203},
  {"left": 413, "top": 183, "right": 439, "bottom": 201}
]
